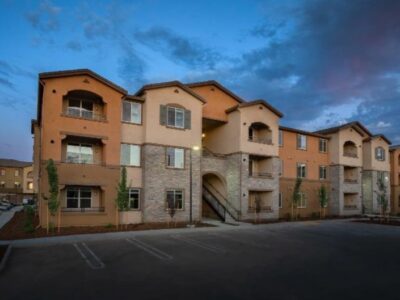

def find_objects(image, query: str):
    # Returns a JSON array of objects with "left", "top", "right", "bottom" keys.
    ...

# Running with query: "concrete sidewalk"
[{"left": 0, "top": 206, "right": 23, "bottom": 229}]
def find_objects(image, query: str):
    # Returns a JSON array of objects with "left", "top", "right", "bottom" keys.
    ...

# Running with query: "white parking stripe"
[
  {"left": 125, "top": 238, "right": 173, "bottom": 261},
  {"left": 73, "top": 242, "right": 105, "bottom": 270},
  {"left": 209, "top": 232, "right": 271, "bottom": 249},
  {"left": 171, "top": 235, "right": 226, "bottom": 254}
]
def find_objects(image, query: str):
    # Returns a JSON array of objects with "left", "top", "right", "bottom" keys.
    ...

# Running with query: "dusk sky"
[{"left": 1, "top": 0, "right": 400, "bottom": 161}]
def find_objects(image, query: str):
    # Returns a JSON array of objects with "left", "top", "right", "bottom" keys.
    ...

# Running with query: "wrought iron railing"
[
  {"left": 249, "top": 172, "right": 273, "bottom": 178},
  {"left": 343, "top": 152, "right": 358, "bottom": 158},
  {"left": 65, "top": 108, "right": 106, "bottom": 121},
  {"left": 248, "top": 137, "right": 273, "bottom": 145},
  {"left": 344, "top": 178, "right": 358, "bottom": 184},
  {"left": 61, "top": 207, "right": 105, "bottom": 213}
]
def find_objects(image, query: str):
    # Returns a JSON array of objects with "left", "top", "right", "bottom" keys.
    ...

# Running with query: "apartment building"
[
  {"left": 278, "top": 127, "right": 331, "bottom": 218},
  {"left": 0, "top": 159, "right": 34, "bottom": 204},
  {"left": 32, "top": 69, "right": 394, "bottom": 227},
  {"left": 390, "top": 145, "right": 400, "bottom": 214}
]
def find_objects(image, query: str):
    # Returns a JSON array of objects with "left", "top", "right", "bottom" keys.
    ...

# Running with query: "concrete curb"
[{"left": 0, "top": 244, "right": 12, "bottom": 273}]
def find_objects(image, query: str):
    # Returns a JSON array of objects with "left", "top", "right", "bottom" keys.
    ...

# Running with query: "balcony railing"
[
  {"left": 249, "top": 172, "right": 273, "bottom": 178},
  {"left": 344, "top": 178, "right": 358, "bottom": 184},
  {"left": 248, "top": 206, "right": 273, "bottom": 213},
  {"left": 343, "top": 152, "right": 358, "bottom": 158},
  {"left": 65, "top": 108, "right": 106, "bottom": 121},
  {"left": 248, "top": 137, "right": 273, "bottom": 145},
  {"left": 61, "top": 207, "right": 105, "bottom": 213},
  {"left": 343, "top": 204, "right": 358, "bottom": 210},
  {"left": 62, "top": 158, "right": 103, "bottom": 165}
]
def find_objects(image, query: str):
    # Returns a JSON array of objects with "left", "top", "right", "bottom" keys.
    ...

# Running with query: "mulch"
[{"left": 0, "top": 211, "right": 214, "bottom": 241}]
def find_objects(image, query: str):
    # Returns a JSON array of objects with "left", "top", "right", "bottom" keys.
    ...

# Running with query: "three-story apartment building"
[{"left": 390, "top": 145, "right": 400, "bottom": 214}]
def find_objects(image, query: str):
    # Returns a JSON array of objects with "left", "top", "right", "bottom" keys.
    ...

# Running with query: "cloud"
[
  {"left": 134, "top": 27, "right": 222, "bottom": 69},
  {"left": 65, "top": 40, "right": 83, "bottom": 51},
  {"left": 25, "top": 0, "right": 61, "bottom": 32},
  {"left": 376, "top": 121, "right": 391, "bottom": 129},
  {"left": 0, "top": 77, "right": 13, "bottom": 89}
]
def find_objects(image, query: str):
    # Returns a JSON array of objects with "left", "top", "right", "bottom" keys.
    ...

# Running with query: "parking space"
[{"left": 1, "top": 220, "right": 400, "bottom": 299}]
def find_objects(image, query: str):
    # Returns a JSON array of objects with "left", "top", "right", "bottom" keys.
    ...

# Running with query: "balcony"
[
  {"left": 248, "top": 122, "right": 273, "bottom": 145},
  {"left": 63, "top": 90, "right": 106, "bottom": 122},
  {"left": 65, "top": 108, "right": 106, "bottom": 122},
  {"left": 248, "top": 137, "right": 273, "bottom": 145},
  {"left": 343, "top": 141, "right": 358, "bottom": 158},
  {"left": 248, "top": 191, "right": 273, "bottom": 213},
  {"left": 344, "top": 178, "right": 358, "bottom": 184},
  {"left": 344, "top": 166, "right": 358, "bottom": 184},
  {"left": 343, "top": 204, "right": 358, "bottom": 210},
  {"left": 249, "top": 155, "right": 274, "bottom": 179},
  {"left": 62, "top": 135, "right": 104, "bottom": 166}
]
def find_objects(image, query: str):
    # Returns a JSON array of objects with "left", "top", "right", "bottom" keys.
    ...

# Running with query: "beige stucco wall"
[
  {"left": 142, "top": 86, "right": 203, "bottom": 149},
  {"left": 363, "top": 138, "right": 390, "bottom": 171},
  {"left": 22, "top": 165, "right": 34, "bottom": 194},
  {"left": 121, "top": 122, "right": 144, "bottom": 144}
]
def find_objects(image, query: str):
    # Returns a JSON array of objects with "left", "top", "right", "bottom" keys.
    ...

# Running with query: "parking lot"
[{"left": 1, "top": 220, "right": 400, "bottom": 299}]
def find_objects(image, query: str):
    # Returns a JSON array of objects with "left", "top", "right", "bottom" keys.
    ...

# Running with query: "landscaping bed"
[{"left": 0, "top": 210, "right": 213, "bottom": 240}]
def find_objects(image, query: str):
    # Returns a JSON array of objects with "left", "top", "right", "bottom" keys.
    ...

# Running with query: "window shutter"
[
  {"left": 383, "top": 149, "right": 386, "bottom": 161},
  {"left": 184, "top": 109, "right": 191, "bottom": 129},
  {"left": 160, "top": 105, "right": 167, "bottom": 125}
]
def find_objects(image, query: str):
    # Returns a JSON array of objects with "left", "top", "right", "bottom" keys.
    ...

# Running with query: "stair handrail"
[
  {"left": 202, "top": 147, "right": 226, "bottom": 158},
  {"left": 202, "top": 186, "right": 226, "bottom": 221}
]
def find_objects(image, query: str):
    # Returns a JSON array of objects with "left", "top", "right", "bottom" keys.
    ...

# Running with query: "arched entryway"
[{"left": 202, "top": 172, "right": 227, "bottom": 220}]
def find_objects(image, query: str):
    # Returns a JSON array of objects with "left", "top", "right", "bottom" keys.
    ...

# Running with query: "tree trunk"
[
  {"left": 57, "top": 207, "right": 61, "bottom": 233},
  {"left": 46, "top": 204, "right": 49, "bottom": 235},
  {"left": 291, "top": 204, "right": 294, "bottom": 221}
]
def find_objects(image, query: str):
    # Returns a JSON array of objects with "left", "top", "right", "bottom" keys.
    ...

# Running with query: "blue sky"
[{"left": 1, "top": 0, "right": 400, "bottom": 161}]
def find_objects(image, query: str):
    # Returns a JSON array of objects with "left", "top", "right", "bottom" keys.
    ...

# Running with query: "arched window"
[
  {"left": 343, "top": 141, "right": 357, "bottom": 158},
  {"left": 248, "top": 122, "right": 272, "bottom": 145},
  {"left": 375, "top": 147, "right": 386, "bottom": 161}
]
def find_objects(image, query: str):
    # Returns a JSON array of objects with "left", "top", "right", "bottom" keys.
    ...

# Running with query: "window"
[
  {"left": 0, "top": 181, "right": 5, "bottom": 188},
  {"left": 0, "top": 169, "right": 5, "bottom": 176},
  {"left": 14, "top": 182, "right": 21, "bottom": 188},
  {"left": 319, "top": 139, "right": 327, "bottom": 153},
  {"left": 66, "top": 187, "right": 91, "bottom": 208},
  {"left": 67, "top": 98, "right": 93, "bottom": 119},
  {"left": 122, "top": 101, "right": 142, "bottom": 124},
  {"left": 15, "top": 170, "right": 19, "bottom": 176},
  {"left": 279, "top": 159, "right": 283, "bottom": 177},
  {"left": 319, "top": 166, "right": 327, "bottom": 180},
  {"left": 121, "top": 144, "right": 141, "bottom": 166},
  {"left": 297, "top": 134, "right": 307, "bottom": 150},
  {"left": 128, "top": 189, "right": 140, "bottom": 210},
  {"left": 279, "top": 130, "right": 283, "bottom": 146},
  {"left": 298, "top": 193, "right": 306, "bottom": 208},
  {"left": 279, "top": 192, "right": 283, "bottom": 208},
  {"left": 166, "top": 148, "right": 184, "bottom": 169},
  {"left": 27, "top": 182, "right": 33, "bottom": 190},
  {"left": 297, "top": 163, "right": 307, "bottom": 178},
  {"left": 166, "top": 189, "right": 184, "bottom": 210},
  {"left": 66, "top": 143, "right": 93, "bottom": 164},
  {"left": 167, "top": 107, "right": 185, "bottom": 128},
  {"left": 375, "top": 147, "right": 386, "bottom": 161}
]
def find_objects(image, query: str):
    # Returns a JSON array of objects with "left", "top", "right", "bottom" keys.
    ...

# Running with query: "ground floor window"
[
  {"left": 279, "top": 192, "right": 283, "bottom": 208},
  {"left": 297, "top": 192, "right": 306, "bottom": 208},
  {"left": 66, "top": 187, "right": 92, "bottom": 208},
  {"left": 129, "top": 188, "right": 140, "bottom": 210},
  {"left": 166, "top": 189, "right": 184, "bottom": 210}
]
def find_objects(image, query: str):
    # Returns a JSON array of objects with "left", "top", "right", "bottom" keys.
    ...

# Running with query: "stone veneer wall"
[
  {"left": 363, "top": 170, "right": 390, "bottom": 214},
  {"left": 142, "top": 144, "right": 201, "bottom": 223}
]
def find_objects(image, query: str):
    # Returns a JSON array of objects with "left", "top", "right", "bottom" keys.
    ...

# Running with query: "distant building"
[{"left": 0, "top": 159, "right": 35, "bottom": 204}]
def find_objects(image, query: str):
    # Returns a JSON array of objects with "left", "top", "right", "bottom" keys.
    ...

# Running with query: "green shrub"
[
  {"left": 24, "top": 205, "right": 35, "bottom": 233},
  {"left": 104, "top": 223, "right": 114, "bottom": 229},
  {"left": 311, "top": 212, "right": 319, "bottom": 219}
]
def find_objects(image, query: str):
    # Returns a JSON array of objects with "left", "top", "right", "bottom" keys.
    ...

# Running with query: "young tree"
[
  {"left": 318, "top": 185, "right": 329, "bottom": 218},
  {"left": 292, "top": 177, "right": 302, "bottom": 220},
  {"left": 167, "top": 197, "right": 176, "bottom": 228},
  {"left": 45, "top": 159, "right": 59, "bottom": 233},
  {"left": 115, "top": 167, "right": 129, "bottom": 229},
  {"left": 376, "top": 175, "right": 388, "bottom": 222}
]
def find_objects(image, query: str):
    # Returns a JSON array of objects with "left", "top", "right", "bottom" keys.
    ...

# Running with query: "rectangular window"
[
  {"left": 15, "top": 170, "right": 19, "bottom": 176},
  {"left": 279, "top": 159, "right": 283, "bottom": 177},
  {"left": 279, "top": 130, "right": 283, "bottom": 146},
  {"left": 0, "top": 169, "right": 5, "bottom": 176},
  {"left": 319, "top": 166, "right": 327, "bottom": 180},
  {"left": 66, "top": 143, "right": 93, "bottom": 164},
  {"left": 166, "top": 148, "right": 184, "bottom": 168},
  {"left": 27, "top": 182, "right": 34, "bottom": 190},
  {"left": 0, "top": 181, "right": 5, "bottom": 188},
  {"left": 122, "top": 101, "right": 142, "bottom": 124},
  {"left": 128, "top": 189, "right": 140, "bottom": 210},
  {"left": 121, "top": 144, "right": 141, "bottom": 166},
  {"left": 166, "top": 189, "right": 184, "bottom": 210},
  {"left": 297, "top": 163, "right": 307, "bottom": 178},
  {"left": 14, "top": 182, "right": 21, "bottom": 188},
  {"left": 66, "top": 187, "right": 91, "bottom": 208},
  {"left": 297, "top": 134, "right": 307, "bottom": 150},
  {"left": 167, "top": 107, "right": 185, "bottom": 128},
  {"left": 68, "top": 99, "right": 93, "bottom": 119},
  {"left": 279, "top": 192, "right": 283, "bottom": 208},
  {"left": 375, "top": 147, "right": 385, "bottom": 161},
  {"left": 298, "top": 193, "right": 306, "bottom": 208},
  {"left": 319, "top": 139, "right": 328, "bottom": 153}
]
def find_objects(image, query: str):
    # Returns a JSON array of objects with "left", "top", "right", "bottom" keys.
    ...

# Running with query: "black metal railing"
[
  {"left": 65, "top": 108, "right": 106, "bottom": 121},
  {"left": 202, "top": 186, "right": 226, "bottom": 221},
  {"left": 61, "top": 207, "right": 105, "bottom": 213},
  {"left": 203, "top": 181, "right": 240, "bottom": 220}
]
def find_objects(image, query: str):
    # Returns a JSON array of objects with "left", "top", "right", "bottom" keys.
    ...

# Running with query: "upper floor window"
[
  {"left": 319, "top": 139, "right": 328, "bottom": 153},
  {"left": 297, "top": 134, "right": 307, "bottom": 150},
  {"left": 122, "top": 101, "right": 142, "bottom": 124},
  {"left": 279, "top": 130, "right": 283, "bottom": 146},
  {"left": 319, "top": 166, "right": 327, "bottom": 180},
  {"left": 0, "top": 169, "right": 5, "bottom": 176},
  {"left": 160, "top": 105, "right": 191, "bottom": 129},
  {"left": 68, "top": 99, "right": 93, "bottom": 119},
  {"left": 15, "top": 170, "right": 19, "bottom": 177},
  {"left": 121, "top": 144, "right": 141, "bottom": 166},
  {"left": 297, "top": 163, "right": 307, "bottom": 178},
  {"left": 343, "top": 141, "right": 358, "bottom": 158},
  {"left": 128, "top": 188, "right": 140, "bottom": 210},
  {"left": 66, "top": 143, "right": 93, "bottom": 164},
  {"left": 166, "top": 189, "right": 184, "bottom": 210},
  {"left": 375, "top": 147, "right": 386, "bottom": 161},
  {"left": 166, "top": 147, "right": 184, "bottom": 169}
]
